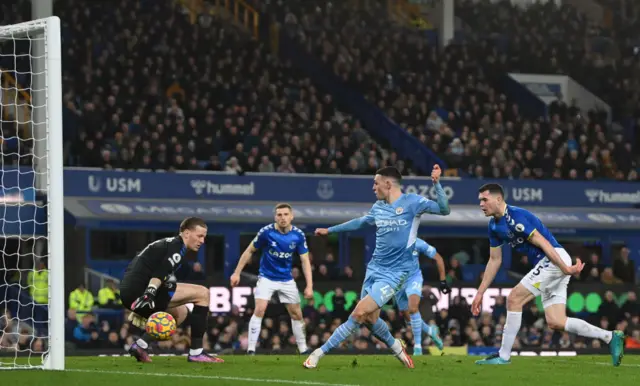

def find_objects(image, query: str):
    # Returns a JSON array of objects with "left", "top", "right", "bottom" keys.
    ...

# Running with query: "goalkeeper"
[{"left": 119, "top": 217, "right": 223, "bottom": 363}]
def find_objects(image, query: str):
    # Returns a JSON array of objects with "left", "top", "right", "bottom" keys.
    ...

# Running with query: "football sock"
[
  {"left": 189, "top": 305, "right": 208, "bottom": 355},
  {"left": 499, "top": 311, "right": 522, "bottom": 361},
  {"left": 320, "top": 316, "right": 359, "bottom": 354},
  {"left": 136, "top": 336, "right": 149, "bottom": 349},
  {"left": 409, "top": 313, "right": 423, "bottom": 349},
  {"left": 291, "top": 319, "right": 308, "bottom": 352},
  {"left": 564, "top": 317, "right": 613, "bottom": 343},
  {"left": 248, "top": 315, "right": 263, "bottom": 352},
  {"left": 370, "top": 318, "right": 395, "bottom": 348},
  {"left": 421, "top": 320, "right": 432, "bottom": 336}
]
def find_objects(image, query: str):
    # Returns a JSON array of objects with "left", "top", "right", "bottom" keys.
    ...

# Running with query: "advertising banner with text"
[{"left": 64, "top": 169, "right": 640, "bottom": 209}]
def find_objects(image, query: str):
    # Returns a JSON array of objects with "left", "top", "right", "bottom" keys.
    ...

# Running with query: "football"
[{"left": 145, "top": 311, "right": 177, "bottom": 341}]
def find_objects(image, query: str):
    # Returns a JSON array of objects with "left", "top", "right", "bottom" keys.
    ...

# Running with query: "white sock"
[
  {"left": 390, "top": 339, "right": 402, "bottom": 355},
  {"left": 564, "top": 317, "right": 613, "bottom": 344},
  {"left": 189, "top": 348, "right": 203, "bottom": 356},
  {"left": 136, "top": 338, "right": 148, "bottom": 349},
  {"left": 291, "top": 319, "right": 308, "bottom": 352},
  {"left": 499, "top": 311, "right": 522, "bottom": 361},
  {"left": 248, "top": 315, "right": 263, "bottom": 352}
]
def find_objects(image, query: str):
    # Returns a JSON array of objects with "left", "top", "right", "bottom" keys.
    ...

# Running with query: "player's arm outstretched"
[
  {"left": 416, "top": 165, "right": 451, "bottom": 216},
  {"left": 132, "top": 240, "right": 185, "bottom": 312},
  {"left": 314, "top": 209, "right": 376, "bottom": 236}
]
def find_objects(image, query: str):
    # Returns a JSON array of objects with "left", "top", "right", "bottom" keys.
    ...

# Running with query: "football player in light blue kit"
[
  {"left": 396, "top": 238, "right": 449, "bottom": 355},
  {"left": 471, "top": 183, "right": 624, "bottom": 366},
  {"left": 231, "top": 203, "right": 314, "bottom": 355},
  {"left": 303, "top": 165, "right": 450, "bottom": 369}
]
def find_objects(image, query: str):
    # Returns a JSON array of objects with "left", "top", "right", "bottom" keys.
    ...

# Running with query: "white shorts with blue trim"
[
  {"left": 520, "top": 247, "right": 572, "bottom": 309},
  {"left": 254, "top": 276, "right": 300, "bottom": 304}
]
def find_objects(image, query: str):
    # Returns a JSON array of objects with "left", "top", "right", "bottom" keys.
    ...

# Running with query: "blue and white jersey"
[
  {"left": 328, "top": 185, "right": 449, "bottom": 275},
  {"left": 252, "top": 224, "right": 309, "bottom": 282},
  {"left": 488, "top": 205, "right": 562, "bottom": 264}
]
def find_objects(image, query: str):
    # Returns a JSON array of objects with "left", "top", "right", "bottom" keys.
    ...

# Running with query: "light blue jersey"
[
  {"left": 252, "top": 224, "right": 308, "bottom": 282},
  {"left": 488, "top": 205, "right": 561, "bottom": 264},
  {"left": 395, "top": 239, "right": 437, "bottom": 311},
  {"left": 328, "top": 184, "right": 449, "bottom": 307}
]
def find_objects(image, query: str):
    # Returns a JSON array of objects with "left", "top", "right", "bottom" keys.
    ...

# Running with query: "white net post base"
[{"left": 0, "top": 16, "right": 64, "bottom": 370}]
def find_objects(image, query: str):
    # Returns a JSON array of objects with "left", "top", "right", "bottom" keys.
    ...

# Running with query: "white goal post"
[{"left": 0, "top": 16, "right": 64, "bottom": 370}]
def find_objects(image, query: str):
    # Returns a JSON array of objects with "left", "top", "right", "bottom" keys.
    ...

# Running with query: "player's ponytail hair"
[{"left": 179, "top": 217, "right": 208, "bottom": 233}]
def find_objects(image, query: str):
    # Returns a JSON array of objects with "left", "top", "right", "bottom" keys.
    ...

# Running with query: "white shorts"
[
  {"left": 520, "top": 248, "right": 572, "bottom": 309},
  {"left": 254, "top": 276, "right": 301, "bottom": 304}
]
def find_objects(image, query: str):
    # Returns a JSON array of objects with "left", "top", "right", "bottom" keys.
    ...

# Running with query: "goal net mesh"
[{"left": 0, "top": 18, "right": 51, "bottom": 369}]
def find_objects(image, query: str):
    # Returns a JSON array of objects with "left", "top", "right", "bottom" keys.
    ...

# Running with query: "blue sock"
[
  {"left": 410, "top": 313, "right": 423, "bottom": 348},
  {"left": 422, "top": 320, "right": 432, "bottom": 336},
  {"left": 320, "top": 316, "right": 359, "bottom": 354},
  {"left": 370, "top": 318, "right": 396, "bottom": 348}
]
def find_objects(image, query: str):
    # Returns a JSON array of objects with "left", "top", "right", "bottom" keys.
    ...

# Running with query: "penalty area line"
[{"left": 66, "top": 368, "right": 363, "bottom": 386}]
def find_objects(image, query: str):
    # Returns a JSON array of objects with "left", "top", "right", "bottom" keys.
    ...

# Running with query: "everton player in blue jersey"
[
  {"left": 396, "top": 238, "right": 448, "bottom": 355},
  {"left": 471, "top": 184, "right": 624, "bottom": 366},
  {"left": 304, "top": 165, "right": 450, "bottom": 369},
  {"left": 230, "top": 203, "right": 313, "bottom": 355}
]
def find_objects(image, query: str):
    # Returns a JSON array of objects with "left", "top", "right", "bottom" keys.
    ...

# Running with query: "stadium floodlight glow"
[{"left": 0, "top": 16, "right": 64, "bottom": 370}]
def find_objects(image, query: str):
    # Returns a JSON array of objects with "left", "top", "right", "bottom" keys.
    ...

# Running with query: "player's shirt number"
[
  {"left": 168, "top": 253, "right": 182, "bottom": 267},
  {"left": 380, "top": 285, "right": 395, "bottom": 302}
]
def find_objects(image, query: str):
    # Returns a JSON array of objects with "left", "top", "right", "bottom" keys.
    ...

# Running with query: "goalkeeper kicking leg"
[{"left": 124, "top": 282, "right": 223, "bottom": 363}]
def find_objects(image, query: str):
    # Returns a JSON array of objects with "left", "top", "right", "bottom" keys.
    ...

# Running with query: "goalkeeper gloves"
[
  {"left": 127, "top": 312, "right": 148, "bottom": 329},
  {"left": 439, "top": 280, "right": 451, "bottom": 294},
  {"left": 131, "top": 285, "right": 157, "bottom": 312}
]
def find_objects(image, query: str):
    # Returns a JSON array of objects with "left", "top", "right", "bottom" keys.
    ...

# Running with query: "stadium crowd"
[
  {"left": 56, "top": 0, "right": 414, "bottom": 175},
  {"left": 269, "top": 0, "right": 639, "bottom": 181},
  {"left": 4, "top": 0, "right": 638, "bottom": 179}
]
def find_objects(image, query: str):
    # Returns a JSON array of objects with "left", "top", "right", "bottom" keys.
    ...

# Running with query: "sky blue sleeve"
[
  {"left": 415, "top": 183, "right": 450, "bottom": 215},
  {"left": 416, "top": 239, "right": 437, "bottom": 259},
  {"left": 328, "top": 205, "right": 376, "bottom": 233}
]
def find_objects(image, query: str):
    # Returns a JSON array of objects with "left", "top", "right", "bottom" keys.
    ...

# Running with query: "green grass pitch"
[{"left": 2, "top": 355, "right": 638, "bottom": 386}]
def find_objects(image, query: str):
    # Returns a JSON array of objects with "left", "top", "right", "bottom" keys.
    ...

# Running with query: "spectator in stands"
[
  {"left": 512, "top": 255, "right": 532, "bottom": 276},
  {"left": 68, "top": 283, "right": 94, "bottom": 320},
  {"left": 619, "top": 291, "right": 638, "bottom": 322},
  {"left": 65, "top": 309, "right": 78, "bottom": 342},
  {"left": 613, "top": 247, "right": 636, "bottom": 283},
  {"left": 97, "top": 279, "right": 122, "bottom": 309},
  {"left": 599, "top": 291, "right": 621, "bottom": 325},
  {"left": 26, "top": 259, "right": 48, "bottom": 305},
  {"left": 601, "top": 267, "right": 623, "bottom": 285},
  {"left": 73, "top": 313, "right": 99, "bottom": 349},
  {"left": 446, "top": 257, "right": 464, "bottom": 282},
  {"left": 189, "top": 262, "right": 207, "bottom": 283}
]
